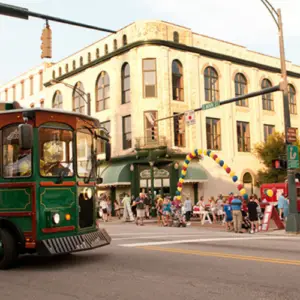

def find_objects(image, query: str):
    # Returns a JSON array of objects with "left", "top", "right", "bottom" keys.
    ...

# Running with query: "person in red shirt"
[{"left": 228, "top": 192, "right": 234, "bottom": 204}]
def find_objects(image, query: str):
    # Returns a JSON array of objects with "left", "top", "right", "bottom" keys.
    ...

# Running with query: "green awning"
[
  {"left": 180, "top": 162, "right": 208, "bottom": 183},
  {"left": 99, "top": 163, "right": 131, "bottom": 187}
]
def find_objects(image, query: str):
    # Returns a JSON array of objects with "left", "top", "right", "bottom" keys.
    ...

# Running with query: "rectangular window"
[
  {"left": 174, "top": 113, "right": 185, "bottom": 147},
  {"left": 39, "top": 72, "right": 43, "bottom": 91},
  {"left": 122, "top": 115, "right": 132, "bottom": 150},
  {"left": 237, "top": 121, "right": 251, "bottom": 152},
  {"left": 144, "top": 111, "right": 158, "bottom": 143},
  {"left": 206, "top": 118, "right": 221, "bottom": 150},
  {"left": 143, "top": 59, "right": 157, "bottom": 98},
  {"left": 21, "top": 81, "right": 24, "bottom": 99},
  {"left": 30, "top": 77, "right": 33, "bottom": 95},
  {"left": 263, "top": 124, "right": 275, "bottom": 142}
]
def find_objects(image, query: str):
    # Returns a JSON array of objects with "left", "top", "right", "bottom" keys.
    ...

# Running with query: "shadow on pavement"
[{"left": 12, "top": 251, "right": 111, "bottom": 271}]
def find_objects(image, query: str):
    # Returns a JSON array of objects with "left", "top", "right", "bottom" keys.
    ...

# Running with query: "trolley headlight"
[
  {"left": 52, "top": 213, "right": 60, "bottom": 224},
  {"left": 83, "top": 188, "right": 93, "bottom": 200}
]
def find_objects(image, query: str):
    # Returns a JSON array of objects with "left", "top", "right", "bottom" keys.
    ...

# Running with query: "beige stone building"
[
  {"left": 0, "top": 62, "right": 52, "bottom": 108},
  {"left": 3, "top": 20, "right": 300, "bottom": 204}
]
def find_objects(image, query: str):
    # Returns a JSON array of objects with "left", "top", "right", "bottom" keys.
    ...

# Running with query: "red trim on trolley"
[
  {"left": 0, "top": 212, "right": 32, "bottom": 217},
  {"left": 40, "top": 181, "right": 76, "bottom": 187},
  {"left": 77, "top": 182, "right": 95, "bottom": 186},
  {"left": 42, "top": 226, "right": 75, "bottom": 233}
]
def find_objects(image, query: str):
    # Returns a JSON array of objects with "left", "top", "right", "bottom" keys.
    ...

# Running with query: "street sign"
[
  {"left": 202, "top": 101, "right": 220, "bottom": 110},
  {"left": 184, "top": 110, "right": 196, "bottom": 126},
  {"left": 287, "top": 127, "right": 297, "bottom": 143},
  {"left": 287, "top": 145, "right": 299, "bottom": 169}
]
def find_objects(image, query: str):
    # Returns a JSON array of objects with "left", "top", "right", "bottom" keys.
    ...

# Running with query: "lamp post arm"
[{"left": 261, "top": 0, "right": 279, "bottom": 28}]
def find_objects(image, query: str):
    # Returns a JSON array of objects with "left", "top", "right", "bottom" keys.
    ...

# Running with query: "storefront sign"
[{"left": 140, "top": 167, "right": 169, "bottom": 179}]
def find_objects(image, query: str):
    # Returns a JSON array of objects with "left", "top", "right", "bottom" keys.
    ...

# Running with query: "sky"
[{"left": 0, "top": 0, "right": 299, "bottom": 85}]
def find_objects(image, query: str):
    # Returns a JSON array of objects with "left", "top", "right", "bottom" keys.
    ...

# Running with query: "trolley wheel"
[{"left": 0, "top": 228, "right": 18, "bottom": 270}]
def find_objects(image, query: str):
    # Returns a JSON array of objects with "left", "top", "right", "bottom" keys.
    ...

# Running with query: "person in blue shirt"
[
  {"left": 223, "top": 199, "right": 233, "bottom": 231},
  {"left": 277, "top": 192, "right": 285, "bottom": 220},
  {"left": 231, "top": 194, "right": 242, "bottom": 233},
  {"left": 283, "top": 195, "right": 289, "bottom": 221}
]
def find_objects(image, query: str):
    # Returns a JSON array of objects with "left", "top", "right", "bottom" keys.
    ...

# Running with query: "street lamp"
[
  {"left": 261, "top": 0, "right": 300, "bottom": 232},
  {"left": 50, "top": 80, "right": 91, "bottom": 116}
]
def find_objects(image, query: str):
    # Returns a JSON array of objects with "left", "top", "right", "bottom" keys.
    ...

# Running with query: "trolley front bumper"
[{"left": 37, "top": 229, "right": 111, "bottom": 255}]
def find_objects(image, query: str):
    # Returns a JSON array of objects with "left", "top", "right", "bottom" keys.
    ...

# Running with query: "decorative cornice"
[{"left": 44, "top": 39, "right": 300, "bottom": 87}]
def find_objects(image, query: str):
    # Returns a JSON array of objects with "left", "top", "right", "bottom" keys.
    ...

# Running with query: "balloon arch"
[{"left": 175, "top": 149, "right": 275, "bottom": 200}]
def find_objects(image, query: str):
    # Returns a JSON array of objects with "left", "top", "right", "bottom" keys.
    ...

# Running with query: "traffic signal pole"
[{"left": 0, "top": 2, "right": 116, "bottom": 33}]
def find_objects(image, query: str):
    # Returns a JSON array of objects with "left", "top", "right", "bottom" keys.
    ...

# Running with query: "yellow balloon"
[
  {"left": 191, "top": 151, "right": 196, "bottom": 157},
  {"left": 267, "top": 189, "right": 273, "bottom": 197},
  {"left": 216, "top": 158, "right": 221, "bottom": 163},
  {"left": 230, "top": 171, "right": 235, "bottom": 177},
  {"left": 177, "top": 196, "right": 182, "bottom": 200},
  {"left": 223, "top": 163, "right": 228, "bottom": 169},
  {"left": 209, "top": 152, "right": 214, "bottom": 158},
  {"left": 183, "top": 162, "right": 188, "bottom": 168},
  {"left": 177, "top": 187, "right": 182, "bottom": 192},
  {"left": 240, "top": 188, "right": 246, "bottom": 195},
  {"left": 203, "top": 150, "right": 207, "bottom": 155},
  {"left": 179, "top": 178, "right": 184, "bottom": 183},
  {"left": 186, "top": 156, "right": 192, "bottom": 162},
  {"left": 198, "top": 149, "right": 203, "bottom": 155},
  {"left": 182, "top": 170, "right": 187, "bottom": 176}
]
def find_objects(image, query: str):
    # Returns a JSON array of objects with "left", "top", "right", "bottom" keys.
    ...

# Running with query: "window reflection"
[{"left": 77, "top": 129, "right": 93, "bottom": 177}]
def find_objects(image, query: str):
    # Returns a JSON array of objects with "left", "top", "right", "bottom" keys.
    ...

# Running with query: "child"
[
  {"left": 223, "top": 199, "right": 233, "bottom": 231},
  {"left": 247, "top": 196, "right": 259, "bottom": 233}
]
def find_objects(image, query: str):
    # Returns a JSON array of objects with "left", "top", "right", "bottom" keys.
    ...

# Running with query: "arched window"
[
  {"left": 96, "top": 72, "right": 110, "bottom": 111},
  {"left": 122, "top": 34, "right": 127, "bottom": 46},
  {"left": 80, "top": 56, "right": 83, "bottom": 67},
  {"left": 121, "top": 63, "right": 130, "bottom": 104},
  {"left": 235, "top": 73, "right": 248, "bottom": 106},
  {"left": 113, "top": 39, "right": 118, "bottom": 50},
  {"left": 288, "top": 84, "right": 297, "bottom": 114},
  {"left": 52, "top": 70, "right": 55, "bottom": 79},
  {"left": 243, "top": 172, "right": 253, "bottom": 195},
  {"left": 58, "top": 67, "right": 62, "bottom": 77},
  {"left": 96, "top": 48, "right": 100, "bottom": 58},
  {"left": 73, "top": 82, "right": 85, "bottom": 114},
  {"left": 204, "top": 66, "right": 219, "bottom": 102},
  {"left": 104, "top": 44, "right": 108, "bottom": 55},
  {"left": 72, "top": 60, "right": 76, "bottom": 70},
  {"left": 88, "top": 52, "right": 91, "bottom": 63},
  {"left": 262, "top": 79, "right": 273, "bottom": 111},
  {"left": 173, "top": 31, "right": 179, "bottom": 43},
  {"left": 65, "top": 64, "right": 69, "bottom": 73},
  {"left": 172, "top": 60, "right": 184, "bottom": 101},
  {"left": 52, "top": 90, "right": 63, "bottom": 109}
]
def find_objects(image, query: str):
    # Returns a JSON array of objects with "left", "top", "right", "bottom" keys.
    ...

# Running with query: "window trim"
[
  {"left": 288, "top": 84, "right": 297, "bottom": 115},
  {"left": 142, "top": 58, "right": 157, "bottom": 98},
  {"left": 52, "top": 90, "right": 63, "bottom": 109},
  {"left": 172, "top": 60, "right": 184, "bottom": 101},
  {"left": 72, "top": 82, "right": 86, "bottom": 114},
  {"left": 173, "top": 113, "right": 185, "bottom": 147},
  {"left": 122, "top": 115, "right": 132, "bottom": 150},
  {"left": 121, "top": 63, "right": 130, "bottom": 104},
  {"left": 237, "top": 121, "right": 251, "bottom": 152},
  {"left": 235, "top": 73, "right": 248, "bottom": 107},
  {"left": 206, "top": 117, "right": 221, "bottom": 150},
  {"left": 96, "top": 71, "right": 110, "bottom": 112},
  {"left": 263, "top": 124, "right": 275, "bottom": 142},
  {"left": 2, "top": 123, "right": 33, "bottom": 179},
  {"left": 144, "top": 110, "right": 158, "bottom": 142},
  {"left": 262, "top": 79, "right": 274, "bottom": 111},
  {"left": 204, "top": 66, "right": 219, "bottom": 102}
]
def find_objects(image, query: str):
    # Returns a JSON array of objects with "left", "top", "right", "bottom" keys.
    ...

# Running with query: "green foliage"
[{"left": 253, "top": 132, "right": 300, "bottom": 185}]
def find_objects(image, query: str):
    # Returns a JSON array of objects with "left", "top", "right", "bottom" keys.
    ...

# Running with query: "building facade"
[
  {"left": 3, "top": 20, "right": 300, "bottom": 204},
  {"left": 0, "top": 62, "right": 52, "bottom": 108}
]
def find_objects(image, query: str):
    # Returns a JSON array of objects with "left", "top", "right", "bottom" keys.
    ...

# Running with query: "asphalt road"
[{"left": 1, "top": 222, "right": 300, "bottom": 300}]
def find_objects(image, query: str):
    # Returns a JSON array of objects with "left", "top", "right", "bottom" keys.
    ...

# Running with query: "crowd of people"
[{"left": 97, "top": 191, "right": 289, "bottom": 232}]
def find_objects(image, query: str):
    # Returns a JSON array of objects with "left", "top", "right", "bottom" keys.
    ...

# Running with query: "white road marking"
[
  {"left": 119, "top": 236, "right": 295, "bottom": 247},
  {"left": 112, "top": 234, "right": 207, "bottom": 241}
]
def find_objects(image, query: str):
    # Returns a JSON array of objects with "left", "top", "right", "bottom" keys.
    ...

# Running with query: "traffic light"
[
  {"left": 41, "top": 22, "right": 52, "bottom": 59},
  {"left": 272, "top": 159, "right": 287, "bottom": 169},
  {"left": 151, "top": 124, "right": 158, "bottom": 141}
]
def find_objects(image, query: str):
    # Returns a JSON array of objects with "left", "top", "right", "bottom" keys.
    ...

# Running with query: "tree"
[{"left": 253, "top": 132, "right": 300, "bottom": 185}]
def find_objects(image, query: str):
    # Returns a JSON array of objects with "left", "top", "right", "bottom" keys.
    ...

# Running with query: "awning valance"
[
  {"left": 98, "top": 163, "right": 131, "bottom": 187},
  {"left": 180, "top": 162, "right": 208, "bottom": 183}
]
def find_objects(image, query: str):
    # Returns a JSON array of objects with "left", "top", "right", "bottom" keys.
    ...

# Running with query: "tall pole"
[
  {"left": 87, "top": 93, "right": 91, "bottom": 116},
  {"left": 277, "top": 8, "right": 299, "bottom": 232}
]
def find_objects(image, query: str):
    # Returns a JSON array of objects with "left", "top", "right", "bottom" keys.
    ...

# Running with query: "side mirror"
[
  {"left": 18, "top": 124, "right": 33, "bottom": 150},
  {"left": 105, "top": 142, "right": 111, "bottom": 161},
  {"left": 96, "top": 177, "right": 103, "bottom": 184}
]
